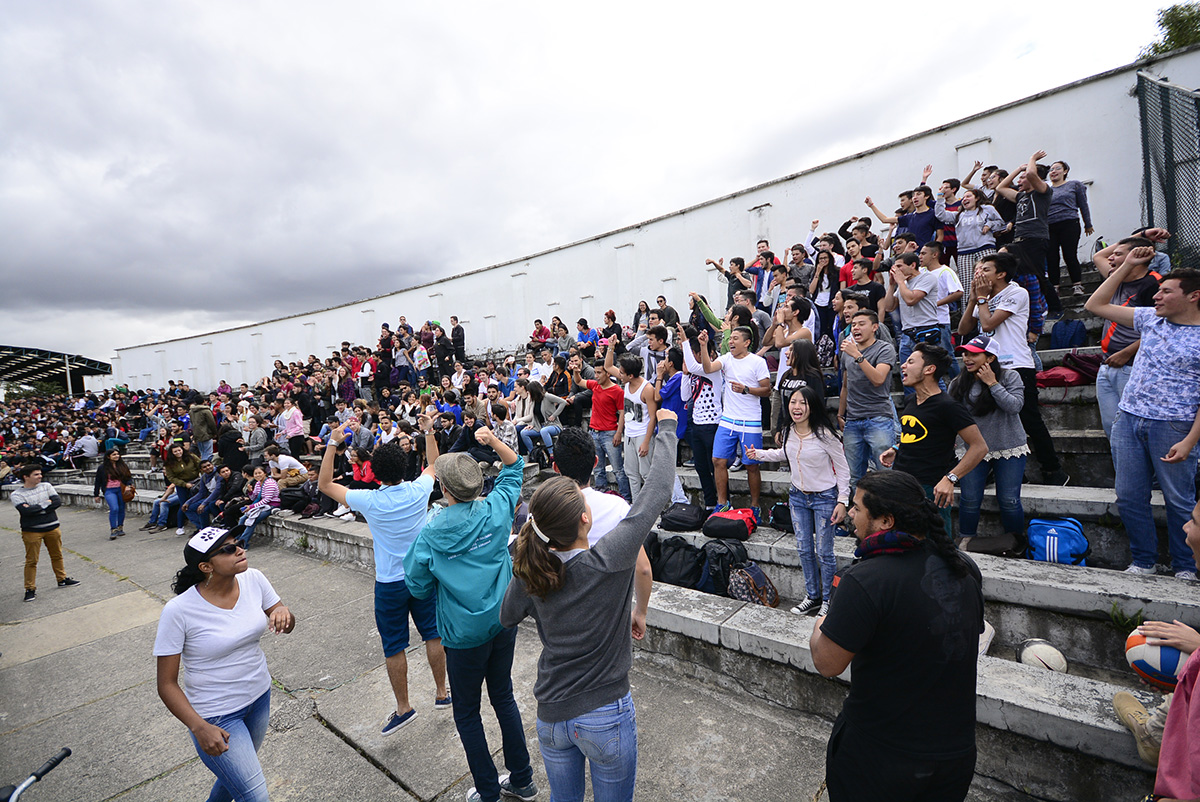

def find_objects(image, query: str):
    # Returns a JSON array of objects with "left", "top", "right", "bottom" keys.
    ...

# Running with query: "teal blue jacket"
[{"left": 403, "top": 458, "right": 524, "bottom": 649}]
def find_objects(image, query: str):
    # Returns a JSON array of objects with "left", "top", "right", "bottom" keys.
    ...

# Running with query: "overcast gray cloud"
[{"left": 0, "top": 0, "right": 1162, "bottom": 361}]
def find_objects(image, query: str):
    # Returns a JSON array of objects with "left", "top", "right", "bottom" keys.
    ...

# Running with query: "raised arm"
[
  {"left": 864, "top": 196, "right": 898, "bottom": 225},
  {"left": 1084, "top": 246, "right": 1154, "bottom": 327}
]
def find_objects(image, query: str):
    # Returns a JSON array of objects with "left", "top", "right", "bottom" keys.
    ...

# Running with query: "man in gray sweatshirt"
[{"left": 11, "top": 464, "right": 80, "bottom": 602}]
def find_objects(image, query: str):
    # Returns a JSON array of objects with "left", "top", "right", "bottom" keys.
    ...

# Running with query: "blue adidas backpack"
[
  {"left": 1026, "top": 518, "right": 1090, "bottom": 566},
  {"left": 1049, "top": 318, "right": 1087, "bottom": 350}
]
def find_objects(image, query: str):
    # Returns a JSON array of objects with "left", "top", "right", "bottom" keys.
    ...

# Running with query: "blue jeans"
[
  {"left": 197, "top": 439, "right": 214, "bottom": 462},
  {"left": 687, "top": 423, "right": 719, "bottom": 507},
  {"left": 788, "top": 486, "right": 838, "bottom": 600},
  {"left": 537, "top": 693, "right": 637, "bottom": 802},
  {"left": 237, "top": 506, "right": 273, "bottom": 546},
  {"left": 183, "top": 493, "right": 212, "bottom": 530},
  {"left": 138, "top": 426, "right": 158, "bottom": 441},
  {"left": 957, "top": 455, "right": 1026, "bottom": 537},
  {"left": 444, "top": 626, "right": 533, "bottom": 802},
  {"left": 520, "top": 425, "right": 562, "bottom": 455},
  {"left": 1096, "top": 363, "right": 1134, "bottom": 440},
  {"left": 190, "top": 689, "right": 270, "bottom": 802},
  {"left": 1112, "top": 412, "right": 1199, "bottom": 573},
  {"left": 938, "top": 325, "right": 960, "bottom": 378},
  {"left": 103, "top": 487, "right": 126, "bottom": 529},
  {"left": 105, "top": 435, "right": 129, "bottom": 452},
  {"left": 842, "top": 416, "right": 894, "bottom": 491},
  {"left": 590, "top": 429, "right": 631, "bottom": 502},
  {"left": 150, "top": 488, "right": 186, "bottom": 526},
  {"left": 898, "top": 333, "right": 914, "bottom": 397}
]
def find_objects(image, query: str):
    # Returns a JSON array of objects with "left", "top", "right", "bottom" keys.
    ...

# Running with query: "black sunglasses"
[{"left": 213, "top": 543, "right": 242, "bottom": 556}]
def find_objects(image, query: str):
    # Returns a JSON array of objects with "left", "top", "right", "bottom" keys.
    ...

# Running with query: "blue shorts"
[
  {"left": 374, "top": 579, "right": 440, "bottom": 657},
  {"left": 713, "top": 425, "right": 763, "bottom": 464}
]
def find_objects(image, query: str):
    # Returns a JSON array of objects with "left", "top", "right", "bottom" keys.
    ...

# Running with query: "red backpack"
[
  {"left": 1035, "top": 366, "right": 1088, "bottom": 388},
  {"left": 701, "top": 508, "right": 757, "bottom": 541}
]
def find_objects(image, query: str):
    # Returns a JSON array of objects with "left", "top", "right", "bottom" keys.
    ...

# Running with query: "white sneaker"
[
  {"left": 339, "top": 512, "right": 356, "bottom": 521},
  {"left": 1124, "top": 564, "right": 1156, "bottom": 575},
  {"left": 1176, "top": 571, "right": 1198, "bottom": 582},
  {"left": 818, "top": 600, "right": 830, "bottom": 617},
  {"left": 175, "top": 527, "right": 185, "bottom": 536},
  {"left": 278, "top": 509, "right": 295, "bottom": 517},
  {"left": 332, "top": 504, "right": 349, "bottom": 517}
]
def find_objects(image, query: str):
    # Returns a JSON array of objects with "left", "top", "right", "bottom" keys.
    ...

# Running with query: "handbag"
[{"left": 122, "top": 483, "right": 137, "bottom": 502}]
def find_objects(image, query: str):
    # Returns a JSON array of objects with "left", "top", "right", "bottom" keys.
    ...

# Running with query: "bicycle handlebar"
[{"left": 31, "top": 749, "right": 70, "bottom": 781}]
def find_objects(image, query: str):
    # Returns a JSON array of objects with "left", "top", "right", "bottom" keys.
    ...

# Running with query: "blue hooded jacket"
[{"left": 403, "top": 457, "right": 524, "bottom": 649}]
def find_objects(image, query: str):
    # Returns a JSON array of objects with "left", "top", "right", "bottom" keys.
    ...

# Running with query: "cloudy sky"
[{"left": 1, "top": 1, "right": 1164, "bottom": 363}]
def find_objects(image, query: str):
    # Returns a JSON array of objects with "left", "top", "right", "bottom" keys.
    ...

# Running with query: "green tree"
[{"left": 1141, "top": 2, "right": 1200, "bottom": 58}]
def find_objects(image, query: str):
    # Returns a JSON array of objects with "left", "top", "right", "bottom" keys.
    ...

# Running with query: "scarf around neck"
[{"left": 854, "top": 529, "right": 923, "bottom": 560}]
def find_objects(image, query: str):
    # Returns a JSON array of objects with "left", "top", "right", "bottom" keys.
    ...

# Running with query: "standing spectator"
[
  {"left": 697, "top": 327, "right": 771, "bottom": 522},
  {"left": 811, "top": 470, "right": 983, "bottom": 801},
  {"left": 404, "top": 431, "right": 537, "bottom": 802},
  {"left": 1046, "top": 160, "right": 1093, "bottom": 296},
  {"left": 607, "top": 351, "right": 658, "bottom": 501},
  {"left": 280, "top": 397, "right": 306, "bottom": 457},
  {"left": 747, "top": 386, "right": 848, "bottom": 618},
  {"left": 837, "top": 310, "right": 897, "bottom": 495},
  {"left": 1086, "top": 257, "right": 1200, "bottom": 580},
  {"left": 154, "top": 528, "right": 295, "bottom": 802},
  {"left": 92, "top": 448, "right": 133, "bottom": 539},
  {"left": 318, "top": 420, "right": 451, "bottom": 735},
  {"left": 883, "top": 252, "right": 940, "bottom": 397},
  {"left": 1091, "top": 236, "right": 1163, "bottom": 438},
  {"left": 189, "top": 400, "right": 218, "bottom": 463},
  {"left": 679, "top": 323, "right": 724, "bottom": 509},
  {"left": 881, "top": 343, "right": 988, "bottom": 537},
  {"left": 450, "top": 315, "right": 467, "bottom": 363},
  {"left": 573, "top": 357, "right": 631, "bottom": 501},
  {"left": 920, "top": 242, "right": 964, "bottom": 378},
  {"left": 995, "top": 150, "right": 1063, "bottom": 317},
  {"left": 866, "top": 186, "right": 939, "bottom": 248},
  {"left": 959, "top": 252, "right": 1069, "bottom": 485},
  {"left": 11, "top": 464, "right": 80, "bottom": 602},
  {"left": 936, "top": 188, "right": 1005, "bottom": 298},
  {"left": 502, "top": 411, "right": 678, "bottom": 802},
  {"left": 949, "top": 335, "right": 1028, "bottom": 550}
]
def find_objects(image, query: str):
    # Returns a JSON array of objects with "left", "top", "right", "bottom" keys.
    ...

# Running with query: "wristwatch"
[
  {"left": 946, "top": 473, "right": 960, "bottom": 485},
  {"left": 854, "top": 355, "right": 866, "bottom": 364}
]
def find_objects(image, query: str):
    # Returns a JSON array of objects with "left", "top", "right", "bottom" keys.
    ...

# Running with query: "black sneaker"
[
  {"left": 499, "top": 773, "right": 539, "bottom": 801},
  {"left": 58, "top": 577, "right": 81, "bottom": 588},
  {"left": 1044, "top": 470, "right": 1070, "bottom": 487},
  {"left": 23, "top": 589, "right": 36, "bottom": 602}
]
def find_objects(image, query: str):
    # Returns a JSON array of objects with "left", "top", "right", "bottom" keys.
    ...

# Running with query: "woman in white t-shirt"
[{"left": 154, "top": 526, "right": 295, "bottom": 802}]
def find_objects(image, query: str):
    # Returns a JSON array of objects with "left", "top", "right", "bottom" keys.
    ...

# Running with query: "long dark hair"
[
  {"left": 512, "top": 476, "right": 586, "bottom": 598},
  {"left": 781, "top": 385, "right": 840, "bottom": 448},
  {"left": 815, "top": 251, "right": 839, "bottom": 293},
  {"left": 104, "top": 449, "right": 132, "bottom": 483},
  {"left": 527, "top": 380, "right": 547, "bottom": 425},
  {"left": 855, "top": 471, "right": 971, "bottom": 577},
  {"left": 949, "top": 354, "right": 1006, "bottom": 418},
  {"left": 786, "top": 339, "right": 821, "bottom": 378}
]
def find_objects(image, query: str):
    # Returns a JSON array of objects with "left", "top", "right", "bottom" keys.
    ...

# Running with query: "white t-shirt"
[
  {"left": 974, "top": 282, "right": 1034, "bottom": 369},
  {"left": 582, "top": 487, "right": 631, "bottom": 546},
  {"left": 717, "top": 352, "right": 770, "bottom": 431},
  {"left": 152, "top": 568, "right": 281, "bottom": 718},
  {"left": 269, "top": 454, "right": 307, "bottom": 476},
  {"left": 933, "top": 266, "right": 964, "bottom": 326}
]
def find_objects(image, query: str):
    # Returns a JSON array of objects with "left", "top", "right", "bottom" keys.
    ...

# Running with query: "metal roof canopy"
[{"left": 0, "top": 345, "right": 112, "bottom": 394}]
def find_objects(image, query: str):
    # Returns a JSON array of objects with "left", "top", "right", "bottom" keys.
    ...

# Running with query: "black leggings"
[{"left": 1047, "top": 219, "right": 1083, "bottom": 285}]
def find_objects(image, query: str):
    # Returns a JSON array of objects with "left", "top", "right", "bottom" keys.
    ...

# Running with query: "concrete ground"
[{"left": 0, "top": 503, "right": 1027, "bottom": 802}]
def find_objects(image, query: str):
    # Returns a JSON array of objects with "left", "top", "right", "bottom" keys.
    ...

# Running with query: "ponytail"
[
  {"left": 511, "top": 476, "right": 586, "bottom": 598},
  {"left": 172, "top": 564, "right": 207, "bottom": 595},
  {"left": 855, "top": 471, "right": 972, "bottom": 577}
]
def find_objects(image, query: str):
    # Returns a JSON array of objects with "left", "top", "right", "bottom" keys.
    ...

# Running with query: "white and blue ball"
[{"left": 1125, "top": 632, "right": 1187, "bottom": 690}]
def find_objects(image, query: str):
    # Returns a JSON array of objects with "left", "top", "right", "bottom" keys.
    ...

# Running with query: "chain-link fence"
[{"left": 1138, "top": 70, "right": 1200, "bottom": 269}]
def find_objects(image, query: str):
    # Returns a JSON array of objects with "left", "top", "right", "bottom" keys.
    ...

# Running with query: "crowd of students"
[{"left": 6, "top": 149, "right": 1200, "bottom": 801}]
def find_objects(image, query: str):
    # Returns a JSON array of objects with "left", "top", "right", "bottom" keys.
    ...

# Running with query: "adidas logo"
[{"left": 1046, "top": 528, "right": 1059, "bottom": 535}]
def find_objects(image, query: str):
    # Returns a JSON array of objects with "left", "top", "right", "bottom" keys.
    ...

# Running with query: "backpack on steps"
[
  {"left": 1049, "top": 318, "right": 1087, "bottom": 350},
  {"left": 660, "top": 502, "right": 708, "bottom": 532},
  {"left": 648, "top": 533, "right": 705, "bottom": 588},
  {"left": 695, "top": 538, "right": 749, "bottom": 596},
  {"left": 1026, "top": 518, "right": 1090, "bottom": 566},
  {"left": 727, "top": 561, "right": 780, "bottom": 607}
]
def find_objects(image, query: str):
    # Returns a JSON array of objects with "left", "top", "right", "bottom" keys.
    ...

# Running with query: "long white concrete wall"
[{"left": 96, "top": 48, "right": 1200, "bottom": 393}]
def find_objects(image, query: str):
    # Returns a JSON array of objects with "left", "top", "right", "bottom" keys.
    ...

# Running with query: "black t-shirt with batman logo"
[{"left": 893, "top": 392, "right": 976, "bottom": 486}]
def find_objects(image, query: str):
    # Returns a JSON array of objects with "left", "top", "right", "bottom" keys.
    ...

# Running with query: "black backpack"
[
  {"left": 660, "top": 502, "right": 708, "bottom": 532},
  {"left": 696, "top": 538, "right": 749, "bottom": 596},
  {"left": 648, "top": 533, "right": 705, "bottom": 589}
]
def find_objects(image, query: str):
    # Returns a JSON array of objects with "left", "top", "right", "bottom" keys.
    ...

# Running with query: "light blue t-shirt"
[
  {"left": 346, "top": 475, "right": 434, "bottom": 583},
  {"left": 1119, "top": 307, "right": 1200, "bottom": 422}
]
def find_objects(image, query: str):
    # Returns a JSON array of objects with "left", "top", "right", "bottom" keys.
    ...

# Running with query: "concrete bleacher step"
[
  {"left": 670, "top": 468, "right": 1153, "bottom": 567},
  {"left": 641, "top": 583, "right": 1155, "bottom": 800},
  {"left": 655, "top": 524, "right": 1194, "bottom": 680}
]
